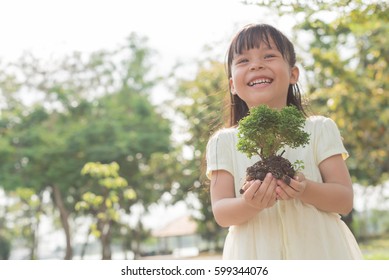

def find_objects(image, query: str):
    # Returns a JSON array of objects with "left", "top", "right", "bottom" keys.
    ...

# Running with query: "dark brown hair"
[{"left": 226, "top": 23, "right": 307, "bottom": 127}]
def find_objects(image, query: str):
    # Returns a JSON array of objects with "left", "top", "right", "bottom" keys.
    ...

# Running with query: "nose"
[{"left": 249, "top": 60, "right": 264, "bottom": 71}]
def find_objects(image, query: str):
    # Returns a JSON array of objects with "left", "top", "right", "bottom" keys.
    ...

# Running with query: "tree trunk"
[
  {"left": 80, "top": 227, "right": 91, "bottom": 259},
  {"left": 29, "top": 224, "right": 36, "bottom": 259},
  {"left": 98, "top": 188, "right": 112, "bottom": 260},
  {"left": 30, "top": 214, "right": 40, "bottom": 260},
  {"left": 122, "top": 238, "right": 128, "bottom": 260},
  {"left": 52, "top": 185, "right": 73, "bottom": 259},
  {"left": 100, "top": 221, "right": 112, "bottom": 260}
]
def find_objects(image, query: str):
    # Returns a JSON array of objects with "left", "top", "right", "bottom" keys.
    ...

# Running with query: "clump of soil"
[{"left": 246, "top": 155, "right": 294, "bottom": 184}]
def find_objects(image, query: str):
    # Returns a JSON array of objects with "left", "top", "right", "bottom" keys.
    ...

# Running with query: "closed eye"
[
  {"left": 264, "top": 54, "right": 276, "bottom": 59},
  {"left": 235, "top": 58, "right": 249, "bottom": 64}
]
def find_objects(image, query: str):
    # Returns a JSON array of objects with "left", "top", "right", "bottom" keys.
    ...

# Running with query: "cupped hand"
[
  {"left": 275, "top": 172, "right": 307, "bottom": 200},
  {"left": 240, "top": 173, "right": 277, "bottom": 211}
]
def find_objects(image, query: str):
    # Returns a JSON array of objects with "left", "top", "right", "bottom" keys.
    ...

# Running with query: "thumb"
[{"left": 294, "top": 172, "right": 305, "bottom": 182}]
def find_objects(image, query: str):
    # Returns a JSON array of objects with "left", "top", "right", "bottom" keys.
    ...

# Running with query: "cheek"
[
  {"left": 276, "top": 67, "right": 293, "bottom": 84},
  {"left": 230, "top": 71, "right": 239, "bottom": 85},
  {"left": 231, "top": 69, "right": 244, "bottom": 84}
]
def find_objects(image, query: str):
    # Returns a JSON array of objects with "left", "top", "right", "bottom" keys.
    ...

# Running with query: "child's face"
[{"left": 229, "top": 39, "right": 299, "bottom": 109}]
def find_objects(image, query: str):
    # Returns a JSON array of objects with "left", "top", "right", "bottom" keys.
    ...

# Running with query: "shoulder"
[
  {"left": 305, "top": 115, "right": 339, "bottom": 132},
  {"left": 306, "top": 116, "right": 348, "bottom": 162},
  {"left": 306, "top": 115, "right": 334, "bottom": 125},
  {"left": 206, "top": 127, "right": 238, "bottom": 151},
  {"left": 208, "top": 127, "right": 237, "bottom": 142},
  {"left": 306, "top": 115, "right": 345, "bottom": 146}
]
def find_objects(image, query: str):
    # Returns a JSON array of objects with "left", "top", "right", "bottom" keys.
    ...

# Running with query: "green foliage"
[
  {"left": 76, "top": 161, "right": 136, "bottom": 256},
  {"left": 0, "top": 234, "right": 11, "bottom": 260},
  {"left": 81, "top": 162, "right": 129, "bottom": 190},
  {"left": 292, "top": 160, "right": 305, "bottom": 173},
  {"left": 15, "top": 187, "right": 41, "bottom": 209},
  {"left": 237, "top": 105, "right": 310, "bottom": 159},
  {"left": 76, "top": 161, "right": 136, "bottom": 221},
  {"left": 5, "top": 187, "right": 46, "bottom": 259},
  {"left": 171, "top": 60, "right": 229, "bottom": 249},
  {"left": 170, "top": 61, "right": 229, "bottom": 196},
  {"left": 0, "top": 33, "right": 171, "bottom": 259},
  {"left": 359, "top": 234, "right": 389, "bottom": 260}
]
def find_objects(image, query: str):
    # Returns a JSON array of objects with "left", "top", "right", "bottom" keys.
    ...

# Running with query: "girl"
[{"left": 206, "top": 23, "right": 363, "bottom": 259}]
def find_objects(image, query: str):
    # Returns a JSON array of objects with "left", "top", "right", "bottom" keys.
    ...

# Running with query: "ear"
[
  {"left": 229, "top": 77, "right": 237, "bottom": 95},
  {"left": 290, "top": 66, "right": 299, "bottom": 85}
]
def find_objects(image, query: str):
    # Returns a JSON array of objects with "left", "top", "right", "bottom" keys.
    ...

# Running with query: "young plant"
[{"left": 237, "top": 105, "right": 310, "bottom": 182}]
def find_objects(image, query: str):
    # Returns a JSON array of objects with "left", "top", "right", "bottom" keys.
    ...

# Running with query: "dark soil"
[{"left": 246, "top": 155, "right": 295, "bottom": 184}]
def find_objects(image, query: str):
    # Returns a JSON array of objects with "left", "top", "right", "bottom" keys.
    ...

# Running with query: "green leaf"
[{"left": 237, "top": 105, "right": 309, "bottom": 159}]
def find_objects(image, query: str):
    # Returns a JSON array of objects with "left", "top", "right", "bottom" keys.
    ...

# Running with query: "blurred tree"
[
  {"left": 168, "top": 60, "right": 230, "bottom": 251},
  {"left": 76, "top": 162, "right": 136, "bottom": 260},
  {"left": 0, "top": 234, "right": 11, "bottom": 260},
  {"left": 11, "top": 188, "right": 45, "bottom": 259},
  {"left": 0, "top": 34, "right": 172, "bottom": 259},
  {"left": 0, "top": 190, "right": 12, "bottom": 260}
]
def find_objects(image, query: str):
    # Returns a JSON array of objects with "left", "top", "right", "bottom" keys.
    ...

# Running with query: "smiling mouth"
[{"left": 248, "top": 78, "right": 273, "bottom": 86}]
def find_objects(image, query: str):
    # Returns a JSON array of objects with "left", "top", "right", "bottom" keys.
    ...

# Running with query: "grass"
[{"left": 359, "top": 235, "right": 389, "bottom": 260}]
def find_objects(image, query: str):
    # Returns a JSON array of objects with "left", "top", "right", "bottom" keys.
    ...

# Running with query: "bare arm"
[
  {"left": 210, "top": 170, "right": 277, "bottom": 227},
  {"left": 276, "top": 154, "right": 353, "bottom": 215}
]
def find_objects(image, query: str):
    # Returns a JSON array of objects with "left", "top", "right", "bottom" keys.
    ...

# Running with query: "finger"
[
  {"left": 288, "top": 177, "right": 301, "bottom": 193},
  {"left": 239, "top": 180, "right": 253, "bottom": 194},
  {"left": 260, "top": 173, "right": 274, "bottom": 191},
  {"left": 277, "top": 179, "right": 298, "bottom": 197},
  {"left": 282, "top": 175, "right": 291, "bottom": 185},
  {"left": 279, "top": 176, "right": 298, "bottom": 192},
  {"left": 251, "top": 180, "right": 263, "bottom": 199},
  {"left": 266, "top": 191, "right": 278, "bottom": 207},
  {"left": 275, "top": 186, "right": 290, "bottom": 200},
  {"left": 260, "top": 176, "right": 277, "bottom": 203},
  {"left": 250, "top": 173, "right": 271, "bottom": 200},
  {"left": 243, "top": 180, "right": 262, "bottom": 200},
  {"left": 253, "top": 180, "right": 263, "bottom": 196},
  {"left": 294, "top": 172, "right": 305, "bottom": 182}
]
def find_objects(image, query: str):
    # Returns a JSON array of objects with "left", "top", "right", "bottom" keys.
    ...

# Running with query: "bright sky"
[
  {"left": 0, "top": 0, "right": 283, "bottom": 57},
  {"left": 0, "top": 0, "right": 294, "bottom": 108},
  {"left": 0, "top": 0, "right": 289, "bottom": 77}
]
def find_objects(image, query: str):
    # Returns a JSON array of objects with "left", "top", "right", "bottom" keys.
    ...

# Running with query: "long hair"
[{"left": 226, "top": 23, "right": 307, "bottom": 127}]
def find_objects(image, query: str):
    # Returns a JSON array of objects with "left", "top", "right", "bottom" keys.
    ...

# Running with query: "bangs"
[
  {"left": 233, "top": 27, "right": 273, "bottom": 55},
  {"left": 229, "top": 24, "right": 294, "bottom": 64}
]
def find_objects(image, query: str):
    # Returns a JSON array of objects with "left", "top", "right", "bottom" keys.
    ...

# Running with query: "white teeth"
[{"left": 248, "top": 79, "right": 272, "bottom": 86}]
